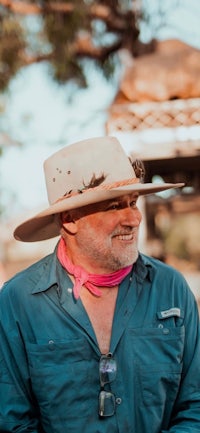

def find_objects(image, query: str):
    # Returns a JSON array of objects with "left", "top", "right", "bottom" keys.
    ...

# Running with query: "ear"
[
  {"left": 62, "top": 220, "right": 78, "bottom": 235},
  {"left": 61, "top": 212, "right": 78, "bottom": 235}
]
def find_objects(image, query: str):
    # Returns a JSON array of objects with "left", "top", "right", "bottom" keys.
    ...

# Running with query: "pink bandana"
[{"left": 57, "top": 237, "right": 133, "bottom": 300}]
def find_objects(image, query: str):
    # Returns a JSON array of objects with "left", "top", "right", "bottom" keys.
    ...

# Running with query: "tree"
[{"left": 0, "top": 0, "right": 155, "bottom": 91}]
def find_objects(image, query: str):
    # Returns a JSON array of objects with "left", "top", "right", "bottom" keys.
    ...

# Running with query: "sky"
[
  {"left": 141, "top": 0, "right": 200, "bottom": 48},
  {"left": 1, "top": 0, "right": 200, "bottom": 223}
]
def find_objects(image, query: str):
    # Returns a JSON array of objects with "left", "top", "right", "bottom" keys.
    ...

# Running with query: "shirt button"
[
  {"left": 116, "top": 397, "right": 122, "bottom": 405},
  {"left": 163, "top": 328, "right": 170, "bottom": 335},
  {"left": 158, "top": 323, "right": 163, "bottom": 329},
  {"left": 48, "top": 340, "right": 55, "bottom": 350},
  {"left": 67, "top": 288, "right": 73, "bottom": 293}
]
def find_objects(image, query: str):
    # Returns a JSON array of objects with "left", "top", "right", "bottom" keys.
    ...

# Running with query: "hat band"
[{"left": 54, "top": 177, "right": 140, "bottom": 205}]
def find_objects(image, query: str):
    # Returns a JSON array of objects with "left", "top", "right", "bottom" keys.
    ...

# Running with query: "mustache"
[{"left": 112, "top": 227, "right": 138, "bottom": 236}]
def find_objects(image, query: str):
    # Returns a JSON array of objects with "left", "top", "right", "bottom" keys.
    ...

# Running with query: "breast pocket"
[
  {"left": 26, "top": 338, "right": 98, "bottom": 421},
  {"left": 130, "top": 325, "right": 184, "bottom": 407}
]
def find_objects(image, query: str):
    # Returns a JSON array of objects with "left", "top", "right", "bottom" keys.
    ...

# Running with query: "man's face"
[{"left": 68, "top": 193, "right": 142, "bottom": 273}]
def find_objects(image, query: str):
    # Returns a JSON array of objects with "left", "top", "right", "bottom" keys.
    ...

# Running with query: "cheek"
[
  {"left": 88, "top": 215, "right": 118, "bottom": 238},
  {"left": 86, "top": 212, "right": 106, "bottom": 224}
]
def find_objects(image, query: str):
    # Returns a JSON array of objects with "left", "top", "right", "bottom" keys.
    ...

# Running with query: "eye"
[
  {"left": 106, "top": 202, "right": 121, "bottom": 211},
  {"left": 130, "top": 200, "right": 137, "bottom": 208}
]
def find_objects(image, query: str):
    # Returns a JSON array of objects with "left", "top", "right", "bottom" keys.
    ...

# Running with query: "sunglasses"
[{"left": 99, "top": 352, "right": 117, "bottom": 417}]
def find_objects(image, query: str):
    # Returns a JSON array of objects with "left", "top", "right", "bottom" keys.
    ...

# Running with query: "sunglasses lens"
[
  {"left": 99, "top": 390, "right": 116, "bottom": 417},
  {"left": 99, "top": 356, "right": 117, "bottom": 386}
]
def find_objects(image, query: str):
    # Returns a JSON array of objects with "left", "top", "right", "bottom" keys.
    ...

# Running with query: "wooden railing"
[{"left": 107, "top": 98, "right": 200, "bottom": 132}]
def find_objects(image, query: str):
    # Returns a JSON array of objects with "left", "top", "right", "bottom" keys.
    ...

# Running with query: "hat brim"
[{"left": 14, "top": 182, "right": 184, "bottom": 242}]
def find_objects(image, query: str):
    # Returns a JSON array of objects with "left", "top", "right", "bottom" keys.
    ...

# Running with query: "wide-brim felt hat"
[{"left": 14, "top": 136, "right": 184, "bottom": 242}]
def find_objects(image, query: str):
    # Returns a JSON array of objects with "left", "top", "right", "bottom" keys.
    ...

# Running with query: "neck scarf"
[{"left": 57, "top": 237, "right": 133, "bottom": 300}]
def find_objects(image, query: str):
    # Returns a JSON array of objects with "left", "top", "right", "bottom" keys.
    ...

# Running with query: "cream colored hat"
[{"left": 14, "top": 136, "right": 184, "bottom": 242}]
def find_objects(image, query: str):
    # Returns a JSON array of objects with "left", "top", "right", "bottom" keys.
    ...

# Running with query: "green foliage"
[
  {"left": 95, "top": 55, "right": 117, "bottom": 80},
  {"left": 44, "top": 1, "right": 89, "bottom": 44},
  {"left": 43, "top": 1, "right": 89, "bottom": 84},
  {"left": 0, "top": 0, "right": 147, "bottom": 90},
  {"left": 0, "top": 16, "right": 25, "bottom": 90}
]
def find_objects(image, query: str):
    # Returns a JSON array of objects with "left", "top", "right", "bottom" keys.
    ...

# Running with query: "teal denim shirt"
[{"left": 0, "top": 247, "right": 200, "bottom": 433}]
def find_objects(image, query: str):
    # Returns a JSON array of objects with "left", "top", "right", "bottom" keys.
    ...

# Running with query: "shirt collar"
[
  {"left": 31, "top": 245, "right": 59, "bottom": 295},
  {"left": 136, "top": 253, "right": 154, "bottom": 283}
]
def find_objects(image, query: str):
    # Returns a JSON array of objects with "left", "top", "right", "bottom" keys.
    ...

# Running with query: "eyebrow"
[{"left": 104, "top": 194, "right": 139, "bottom": 208}]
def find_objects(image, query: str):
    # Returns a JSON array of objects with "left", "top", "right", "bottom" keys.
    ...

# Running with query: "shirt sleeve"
[
  {"left": 161, "top": 283, "right": 200, "bottom": 433},
  {"left": 0, "top": 288, "right": 44, "bottom": 433}
]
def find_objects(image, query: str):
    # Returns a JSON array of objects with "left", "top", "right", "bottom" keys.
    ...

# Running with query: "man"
[{"left": 0, "top": 136, "right": 200, "bottom": 433}]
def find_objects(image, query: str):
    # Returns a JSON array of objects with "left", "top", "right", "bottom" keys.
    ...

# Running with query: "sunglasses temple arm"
[{"left": 99, "top": 392, "right": 105, "bottom": 417}]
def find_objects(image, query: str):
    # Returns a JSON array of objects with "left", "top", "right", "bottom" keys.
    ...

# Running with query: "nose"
[{"left": 120, "top": 206, "right": 142, "bottom": 227}]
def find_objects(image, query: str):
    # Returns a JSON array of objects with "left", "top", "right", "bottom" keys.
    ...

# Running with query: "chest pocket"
[
  {"left": 26, "top": 338, "right": 98, "bottom": 421},
  {"left": 130, "top": 316, "right": 184, "bottom": 408}
]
